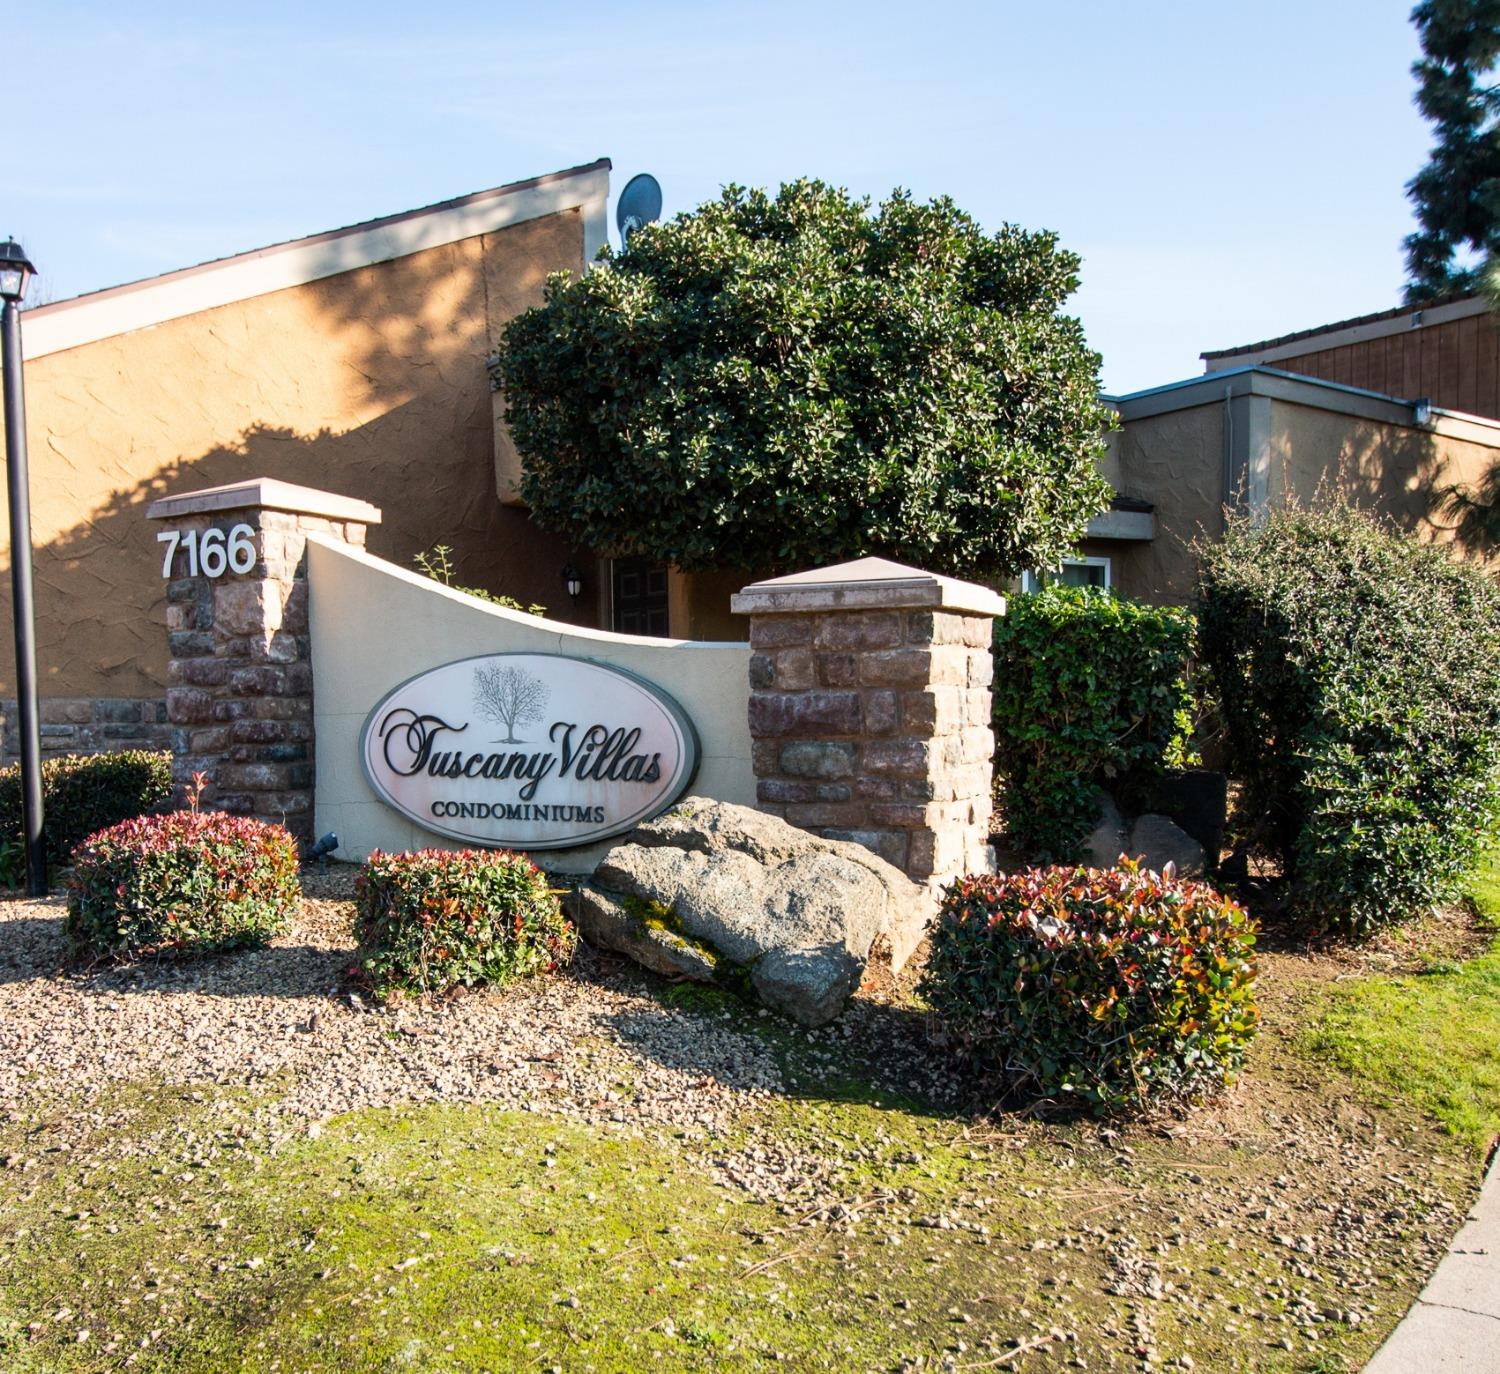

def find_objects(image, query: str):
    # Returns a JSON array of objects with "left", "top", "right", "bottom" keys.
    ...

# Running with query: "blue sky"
[{"left": 14, "top": 1, "right": 1432, "bottom": 393}]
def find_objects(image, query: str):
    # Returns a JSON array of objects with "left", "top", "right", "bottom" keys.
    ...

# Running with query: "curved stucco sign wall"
[{"left": 361, "top": 653, "right": 700, "bottom": 849}]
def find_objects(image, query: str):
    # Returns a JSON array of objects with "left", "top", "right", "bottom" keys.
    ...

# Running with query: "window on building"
[
  {"left": 1020, "top": 556, "right": 1111, "bottom": 595},
  {"left": 610, "top": 557, "right": 669, "bottom": 635}
]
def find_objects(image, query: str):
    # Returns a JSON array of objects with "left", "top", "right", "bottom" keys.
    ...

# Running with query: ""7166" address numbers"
[{"left": 157, "top": 524, "right": 256, "bottom": 579}]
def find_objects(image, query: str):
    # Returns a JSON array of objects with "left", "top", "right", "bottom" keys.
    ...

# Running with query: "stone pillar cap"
[
  {"left": 146, "top": 477, "right": 382, "bottom": 525},
  {"left": 731, "top": 556, "right": 1006, "bottom": 617}
]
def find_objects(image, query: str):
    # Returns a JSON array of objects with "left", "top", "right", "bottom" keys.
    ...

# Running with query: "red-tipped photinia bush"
[
  {"left": 65, "top": 811, "right": 300, "bottom": 963},
  {"left": 920, "top": 861, "right": 1258, "bottom": 1114},
  {"left": 353, "top": 849, "right": 576, "bottom": 1000}
]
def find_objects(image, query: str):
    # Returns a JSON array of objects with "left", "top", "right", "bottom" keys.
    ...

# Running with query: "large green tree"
[
  {"left": 1404, "top": 0, "right": 1500, "bottom": 302},
  {"left": 493, "top": 181, "right": 1112, "bottom": 580}
]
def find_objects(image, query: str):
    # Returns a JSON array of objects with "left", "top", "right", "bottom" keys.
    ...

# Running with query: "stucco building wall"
[
  {"left": 1, "top": 206, "right": 593, "bottom": 708},
  {"left": 1106, "top": 370, "right": 1500, "bottom": 608},
  {"left": 1267, "top": 400, "right": 1500, "bottom": 566},
  {"left": 1108, "top": 403, "right": 1226, "bottom": 604}
]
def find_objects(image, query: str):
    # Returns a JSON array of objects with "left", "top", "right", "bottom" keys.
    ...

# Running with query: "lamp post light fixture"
[
  {"left": 561, "top": 563, "right": 583, "bottom": 603},
  {"left": 0, "top": 237, "right": 45, "bottom": 896}
]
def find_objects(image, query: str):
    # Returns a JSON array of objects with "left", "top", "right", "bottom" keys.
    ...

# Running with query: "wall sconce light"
[{"left": 561, "top": 563, "right": 583, "bottom": 602}]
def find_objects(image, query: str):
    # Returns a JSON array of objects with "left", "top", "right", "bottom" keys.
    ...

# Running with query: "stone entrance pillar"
[
  {"left": 146, "top": 478, "right": 381, "bottom": 844},
  {"left": 731, "top": 558, "right": 1004, "bottom": 890}
]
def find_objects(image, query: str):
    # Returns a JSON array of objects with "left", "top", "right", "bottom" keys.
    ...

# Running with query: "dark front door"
[{"left": 611, "top": 558, "right": 669, "bottom": 636}]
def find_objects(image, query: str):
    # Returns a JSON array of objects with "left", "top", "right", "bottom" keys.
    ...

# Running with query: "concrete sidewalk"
[{"left": 1366, "top": 1150, "right": 1500, "bottom": 1372}]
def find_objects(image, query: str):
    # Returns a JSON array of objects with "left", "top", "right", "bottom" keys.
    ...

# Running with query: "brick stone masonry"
[
  {"left": 146, "top": 480, "right": 381, "bottom": 846},
  {"left": 732, "top": 559, "right": 1005, "bottom": 889},
  {"left": 1, "top": 696, "right": 172, "bottom": 763}
]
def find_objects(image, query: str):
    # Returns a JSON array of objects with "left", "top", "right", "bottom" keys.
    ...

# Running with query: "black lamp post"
[
  {"left": 561, "top": 563, "right": 583, "bottom": 603},
  {"left": 0, "top": 238, "right": 45, "bottom": 896}
]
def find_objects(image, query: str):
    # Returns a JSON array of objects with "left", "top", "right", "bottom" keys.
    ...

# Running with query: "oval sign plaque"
[{"left": 360, "top": 653, "right": 699, "bottom": 850}]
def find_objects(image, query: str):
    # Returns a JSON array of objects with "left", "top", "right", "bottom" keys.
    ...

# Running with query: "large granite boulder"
[
  {"left": 1128, "top": 813, "right": 1206, "bottom": 879},
  {"left": 1082, "top": 790, "right": 1129, "bottom": 870},
  {"left": 1077, "top": 791, "right": 1209, "bottom": 880},
  {"left": 568, "top": 797, "right": 929, "bottom": 1026}
]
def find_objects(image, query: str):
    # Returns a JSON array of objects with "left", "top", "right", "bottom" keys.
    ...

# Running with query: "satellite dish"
[{"left": 616, "top": 173, "right": 663, "bottom": 249}]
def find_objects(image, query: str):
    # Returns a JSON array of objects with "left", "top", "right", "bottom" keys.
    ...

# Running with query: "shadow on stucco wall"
[
  {"left": 1275, "top": 417, "right": 1500, "bottom": 568},
  {"left": 1425, "top": 456, "right": 1500, "bottom": 557},
  {"left": 30, "top": 413, "right": 596, "bottom": 699},
  {"left": 3, "top": 206, "right": 596, "bottom": 699}
]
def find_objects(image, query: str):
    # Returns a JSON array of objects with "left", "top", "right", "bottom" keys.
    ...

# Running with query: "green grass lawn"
[
  {"left": 1303, "top": 856, "right": 1500, "bottom": 1160},
  {"left": 0, "top": 1081, "right": 1450, "bottom": 1374},
  {"left": 0, "top": 1098, "right": 929, "bottom": 1372},
  {"left": 5, "top": 864, "right": 1500, "bottom": 1373}
]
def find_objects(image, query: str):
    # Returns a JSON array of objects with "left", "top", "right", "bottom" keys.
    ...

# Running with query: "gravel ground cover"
[
  {"left": 0, "top": 863, "right": 1486, "bottom": 1372},
  {"left": 0, "top": 867, "right": 957, "bottom": 1158}
]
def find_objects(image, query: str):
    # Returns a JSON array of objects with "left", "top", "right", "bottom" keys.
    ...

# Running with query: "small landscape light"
[
  {"left": 561, "top": 563, "right": 583, "bottom": 602},
  {"left": 304, "top": 831, "right": 339, "bottom": 864}
]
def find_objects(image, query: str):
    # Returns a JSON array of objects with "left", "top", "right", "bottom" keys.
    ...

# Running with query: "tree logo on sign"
[{"left": 472, "top": 664, "right": 549, "bottom": 744}]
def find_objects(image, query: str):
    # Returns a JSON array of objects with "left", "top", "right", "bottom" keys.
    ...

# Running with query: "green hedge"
[
  {"left": 65, "top": 810, "right": 299, "bottom": 963},
  {"left": 920, "top": 862, "right": 1258, "bottom": 1114},
  {"left": 353, "top": 849, "right": 576, "bottom": 1000},
  {"left": 0, "top": 749, "right": 173, "bottom": 877},
  {"left": 991, "top": 586, "right": 1196, "bottom": 858},
  {"left": 1198, "top": 502, "right": 1500, "bottom": 934}
]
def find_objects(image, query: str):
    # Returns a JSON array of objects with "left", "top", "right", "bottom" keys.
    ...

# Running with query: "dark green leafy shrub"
[
  {"left": 991, "top": 586, "right": 1196, "bottom": 858},
  {"left": 1198, "top": 503, "right": 1500, "bottom": 934},
  {"left": 0, "top": 834, "right": 22, "bottom": 891},
  {"left": 65, "top": 811, "right": 299, "bottom": 963},
  {"left": 354, "top": 849, "right": 576, "bottom": 1000},
  {"left": 494, "top": 179, "right": 1113, "bottom": 580},
  {"left": 0, "top": 749, "right": 172, "bottom": 870},
  {"left": 920, "top": 863, "right": 1258, "bottom": 1114}
]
